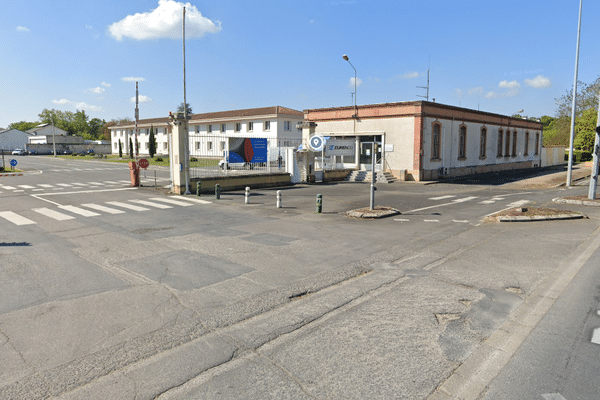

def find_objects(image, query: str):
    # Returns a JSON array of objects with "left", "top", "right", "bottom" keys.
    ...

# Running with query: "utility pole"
[
  {"left": 417, "top": 67, "right": 430, "bottom": 102},
  {"left": 135, "top": 82, "right": 139, "bottom": 158},
  {"left": 567, "top": 0, "right": 583, "bottom": 187},
  {"left": 182, "top": 6, "right": 191, "bottom": 194},
  {"left": 588, "top": 96, "right": 600, "bottom": 200}
]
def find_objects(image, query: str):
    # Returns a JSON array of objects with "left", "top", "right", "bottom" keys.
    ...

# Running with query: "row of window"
[
  {"left": 112, "top": 120, "right": 299, "bottom": 137},
  {"left": 431, "top": 123, "right": 539, "bottom": 161}
]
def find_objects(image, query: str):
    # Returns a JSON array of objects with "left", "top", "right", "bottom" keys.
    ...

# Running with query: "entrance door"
[{"left": 359, "top": 142, "right": 382, "bottom": 170}]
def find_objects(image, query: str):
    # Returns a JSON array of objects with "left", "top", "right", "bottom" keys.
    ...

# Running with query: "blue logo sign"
[
  {"left": 10, "top": 159, "right": 17, "bottom": 167},
  {"left": 309, "top": 135, "right": 325, "bottom": 152}
]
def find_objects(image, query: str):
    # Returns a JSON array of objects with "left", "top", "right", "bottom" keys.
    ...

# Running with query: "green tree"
[
  {"left": 574, "top": 108, "right": 598, "bottom": 151},
  {"left": 118, "top": 139, "right": 123, "bottom": 158},
  {"left": 129, "top": 137, "right": 134, "bottom": 159},
  {"left": 148, "top": 125, "right": 157, "bottom": 158},
  {"left": 7, "top": 121, "right": 39, "bottom": 132},
  {"left": 177, "top": 102, "right": 193, "bottom": 115},
  {"left": 555, "top": 76, "right": 600, "bottom": 117}
]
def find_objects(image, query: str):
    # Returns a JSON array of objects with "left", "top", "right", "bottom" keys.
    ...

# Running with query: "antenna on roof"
[{"left": 416, "top": 55, "right": 430, "bottom": 101}]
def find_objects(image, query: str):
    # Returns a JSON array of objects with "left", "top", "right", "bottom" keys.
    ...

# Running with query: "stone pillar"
[
  {"left": 297, "top": 121, "right": 317, "bottom": 183},
  {"left": 169, "top": 112, "right": 190, "bottom": 194}
]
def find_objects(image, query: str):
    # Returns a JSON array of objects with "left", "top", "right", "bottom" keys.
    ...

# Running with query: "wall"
[
  {"left": 541, "top": 146, "right": 566, "bottom": 167},
  {"left": 192, "top": 173, "right": 292, "bottom": 193},
  {"left": 0, "top": 130, "right": 32, "bottom": 150}
]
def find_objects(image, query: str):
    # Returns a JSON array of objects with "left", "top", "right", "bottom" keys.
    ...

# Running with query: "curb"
[
  {"left": 496, "top": 213, "right": 586, "bottom": 222},
  {"left": 346, "top": 207, "right": 400, "bottom": 219},
  {"left": 553, "top": 197, "right": 600, "bottom": 207}
]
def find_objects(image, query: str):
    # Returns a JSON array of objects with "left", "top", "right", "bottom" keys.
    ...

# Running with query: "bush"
[
  {"left": 565, "top": 150, "right": 592, "bottom": 163},
  {"left": 190, "top": 157, "right": 198, "bottom": 162},
  {"left": 155, "top": 157, "right": 163, "bottom": 162}
]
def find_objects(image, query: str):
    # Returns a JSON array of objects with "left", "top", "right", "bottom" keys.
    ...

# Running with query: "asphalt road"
[{"left": 1, "top": 156, "right": 600, "bottom": 399}]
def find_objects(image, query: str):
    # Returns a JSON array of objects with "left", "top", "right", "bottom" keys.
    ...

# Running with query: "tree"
[
  {"left": 574, "top": 108, "right": 598, "bottom": 151},
  {"left": 177, "top": 102, "right": 193, "bottom": 115},
  {"left": 7, "top": 121, "right": 39, "bottom": 132},
  {"left": 118, "top": 139, "right": 123, "bottom": 158},
  {"left": 148, "top": 125, "right": 157, "bottom": 158},
  {"left": 555, "top": 76, "right": 600, "bottom": 118},
  {"left": 129, "top": 137, "right": 134, "bottom": 159}
]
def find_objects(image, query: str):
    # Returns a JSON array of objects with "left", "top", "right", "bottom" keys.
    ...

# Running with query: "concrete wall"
[
  {"left": 541, "top": 146, "right": 566, "bottom": 167},
  {"left": 192, "top": 173, "right": 292, "bottom": 194},
  {"left": 27, "top": 143, "right": 112, "bottom": 154},
  {"left": 0, "top": 129, "right": 32, "bottom": 151}
]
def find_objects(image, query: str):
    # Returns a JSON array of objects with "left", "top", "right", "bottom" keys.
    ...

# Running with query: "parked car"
[
  {"left": 28, "top": 150, "right": 38, "bottom": 155},
  {"left": 11, "top": 149, "right": 27, "bottom": 155},
  {"left": 61, "top": 149, "right": 73, "bottom": 155},
  {"left": 219, "top": 158, "right": 252, "bottom": 170}
]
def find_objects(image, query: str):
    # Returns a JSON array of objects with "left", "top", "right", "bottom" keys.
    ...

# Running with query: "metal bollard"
[
  {"left": 276, "top": 190, "right": 282, "bottom": 208},
  {"left": 245, "top": 187, "right": 250, "bottom": 204},
  {"left": 196, "top": 181, "right": 201, "bottom": 197},
  {"left": 215, "top": 184, "right": 220, "bottom": 199},
  {"left": 316, "top": 194, "right": 322, "bottom": 214}
]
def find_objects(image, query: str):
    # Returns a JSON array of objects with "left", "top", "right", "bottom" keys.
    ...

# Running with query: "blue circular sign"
[
  {"left": 10, "top": 159, "right": 17, "bottom": 167},
  {"left": 309, "top": 135, "right": 325, "bottom": 152}
]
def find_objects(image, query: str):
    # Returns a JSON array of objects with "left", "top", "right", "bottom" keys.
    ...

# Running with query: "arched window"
[
  {"left": 524, "top": 132, "right": 530, "bottom": 155},
  {"left": 480, "top": 127, "right": 487, "bottom": 158},
  {"left": 504, "top": 130, "right": 511, "bottom": 157},
  {"left": 431, "top": 122, "right": 441, "bottom": 160},
  {"left": 497, "top": 129, "right": 503, "bottom": 157},
  {"left": 458, "top": 125, "right": 467, "bottom": 159},
  {"left": 512, "top": 131, "right": 518, "bottom": 156}
]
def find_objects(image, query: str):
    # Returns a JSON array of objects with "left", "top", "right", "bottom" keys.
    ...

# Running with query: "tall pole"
[
  {"left": 51, "top": 117, "right": 56, "bottom": 157},
  {"left": 567, "top": 0, "right": 583, "bottom": 187},
  {"left": 588, "top": 96, "right": 600, "bottom": 199},
  {"left": 183, "top": 6, "right": 191, "bottom": 194},
  {"left": 135, "top": 82, "right": 139, "bottom": 158}
]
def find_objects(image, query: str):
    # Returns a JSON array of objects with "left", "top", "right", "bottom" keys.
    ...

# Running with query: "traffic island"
[
  {"left": 487, "top": 206, "right": 587, "bottom": 223},
  {"left": 346, "top": 206, "right": 400, "bottom": 219},
  {"left": 552, "top": 195, "right": 600, "bottom": 207}
]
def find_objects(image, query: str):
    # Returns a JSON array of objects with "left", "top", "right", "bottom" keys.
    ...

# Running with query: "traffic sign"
[
  {"left": 10, "top": 159, "right": 17, "bottom": 167},
  {"left": 309, "top": 135, "right": 325, "bottom": 152},
  {"left": 138, "top": 158, "right": 149, "bottom": 169}
]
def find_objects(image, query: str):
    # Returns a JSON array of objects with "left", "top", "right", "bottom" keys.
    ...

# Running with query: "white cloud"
[
  {"left": 122, "top": 77, "right": 146, "bottom": 82},
  {"left": 52, "top": 99, "right": 72, "bottom": 105},
  {"left": 101, "top": 82, "right": 111, "bottom": 88},
  {"left": 468, "top": 87, "right": 484, "bottom": 96},
  {"left": 108, "top": 0, "right": 222, "bottom": 41},
  {"left": 75, "top": 102, "right": 104, "bottom": 112},
  {"left": 485, "top": 91, "right": 498, "bottom": 99},
  {"left": 525, "top": 75, "right": 552, "bottom": 88},
  {"left": 130, "top": 95, "right": 152, "bottom": 103},
  {"left": 499, "top": 80, "right": 520, "bottom": 89},
  {"left": 349, "top": 77, "right": 363, "bottom": 87},
  {"left": 88, "top": 87, "right": 106, "bottom": 94},
  {"left": 309, "top": 19, "right": 317, "bottom": 25},
  {"left": 16, "top": 26, "right": 30, "bottom": 32},
  {"left": 455, "top": 89, "right": 463, "bottom": 98},
  {"left": 401, "top": 71, "right": 420, "bottom": 79}
]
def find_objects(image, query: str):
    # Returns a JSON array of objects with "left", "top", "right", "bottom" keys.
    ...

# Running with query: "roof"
[{"left": 110, "top": 106, "right": 304, "bottom": 129}]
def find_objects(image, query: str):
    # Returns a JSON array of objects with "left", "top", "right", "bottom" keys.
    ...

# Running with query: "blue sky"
[{"left": 1, "top": 0, "right": 599, "bottom": 128}]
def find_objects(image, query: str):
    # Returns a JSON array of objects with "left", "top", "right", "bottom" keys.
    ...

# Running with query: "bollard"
[
  {"left": 245, "top": 187, "right": 250, "bottom": 204},
  {"left": 215, "top": 184, "right": 220, "bottom": 200},
  {"left": 276, "top": 190, "right": 282, "bottom": 208},
  {"left": 316, "top": 194, "right": 322, "bottom": 214},
  {"left": 196, "top": 181, "right": 201, "bottom": 197}
]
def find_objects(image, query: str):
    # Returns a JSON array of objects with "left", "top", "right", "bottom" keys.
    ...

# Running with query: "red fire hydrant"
[{"left": 129, "top": 161, "right": 139, "bottom": 187}]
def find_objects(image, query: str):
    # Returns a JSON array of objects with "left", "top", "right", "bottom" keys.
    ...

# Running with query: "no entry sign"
[{"left": 138, "top": 158, "right": 149, "bottom": 169}]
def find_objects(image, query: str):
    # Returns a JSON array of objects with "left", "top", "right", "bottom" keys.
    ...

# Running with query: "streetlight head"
[{"left": 342, "top": 54, "right": 349, "bottom": 61}]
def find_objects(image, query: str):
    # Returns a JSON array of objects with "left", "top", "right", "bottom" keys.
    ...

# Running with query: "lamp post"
[
  {"left": 342, "top": 54, "right": 357, "bottom": 117},
  {"left": 51, "top": 117, "right": 57, "bottom": 157}
]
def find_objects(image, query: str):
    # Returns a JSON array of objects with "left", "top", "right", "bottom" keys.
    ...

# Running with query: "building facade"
[
  {"left": 109, "top": 106, "right": 304, "bottom": 158},
  {"left": 0, "top": 129, "right": 33, "bottom": 151},
  {"left": 303, "top": 101, "right": 544, "bottom": 181}
]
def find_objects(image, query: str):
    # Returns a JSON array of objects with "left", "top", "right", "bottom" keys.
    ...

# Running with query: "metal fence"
[{"left": 186, "top": 134, "right": 302, "bottom": 179}]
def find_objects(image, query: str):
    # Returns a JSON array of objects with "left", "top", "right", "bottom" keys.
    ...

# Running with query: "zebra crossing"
[
  {"left": 0, "top": 179, "right": 173, "bottom": 194},
  {"left": 0, "top": 197, "right": 211, "bottom": 226}
]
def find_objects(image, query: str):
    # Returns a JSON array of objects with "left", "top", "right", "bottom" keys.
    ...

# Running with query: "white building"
[
  {"left": 27, "top": 124, "right": 70, "bottom": 145},
  {"left": 109, "top": 106, "right": 304, "bottom": 157},
  {"left": 0, "top": 129, "right": 34, "bottom": 151}
]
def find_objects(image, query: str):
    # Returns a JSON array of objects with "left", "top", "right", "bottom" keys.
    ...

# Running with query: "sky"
[{"left": 1, "top": 0, "right": 599, "bottom": 129}]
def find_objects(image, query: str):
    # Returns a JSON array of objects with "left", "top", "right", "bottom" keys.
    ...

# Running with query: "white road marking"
[
  {"left": 394, "top": 219, "right": 410, "bottom": 222},
  {"left": 2, "top": 186, "right": 16, "bottom": 190},
  {"left": 149, "top": 197, "right": 193, "bottom": 207},
  {"left": 483, "top": 200, "right": 531, "bottom": 218},
  {"left": 173, "top": 197, "right": 212, "bottom": 205},
  {"left": 13, "top": 190, "right": 24, "bottom": 192},
  {"left": 106, "top": 201, "right": 149, "bottom": 211},
  {"left": 453, "top": 220, "right": 470, "bottom": 223},
  {"left": 33, "top": 208, "right": 76, "bottom": 221},
  {"left": 17, "top": 185, "right": 35, "bottom": 189},
  {"left": 56, "top": 183, "right": 73, "bottom": 187},
  {"left": 81, "top": 203, "right": 125, "bottom": 214},
  {"left": 58, "top": 205, "right": 101, "bottom": 217},
  {"left": 592, "top": 327, "right": 600, "bottom": 345},
  {"left": 88, "top": 182, "right": 104, "bottom": 186},
  {"left": 103, "top": 181, "right": 120, "bottom": 184},
  {"left": 129, "top": 199, "right": 172, "bottom": 209},
  {"left": 71, "top": 183, "right": 89, "bottom": 186},
  {"left": 0, "top": 211, "right": 36, "bottom": 225},
  {"left": 424, "top": 219, "right": 440, "bottom": 222},
  {"left": 37, "top": 184, "right": 54, "bottom": 188},
  {"left": 453, "top": 196, "right": 478, "bottom": 203},
  {"left": 429, "top": 195, "right": 456, "bottom": 200},
  {"left": 542, "top": 394, "right": 567, "bottom": 400},
  {"left": 479, "top": 200, "right": 496, "bottom": 204}
]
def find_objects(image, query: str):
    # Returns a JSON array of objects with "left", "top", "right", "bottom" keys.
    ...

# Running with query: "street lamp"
[
  {"left": 50, "top": 117, "right": 57, "bottom": 157},
  {"left": 343, "top": 54, "right": 357, "bottom": 117}
]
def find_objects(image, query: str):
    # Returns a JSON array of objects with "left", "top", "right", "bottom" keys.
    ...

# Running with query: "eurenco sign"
[{"left": 325, "top": 139, "right": 355, "bottom": 156}]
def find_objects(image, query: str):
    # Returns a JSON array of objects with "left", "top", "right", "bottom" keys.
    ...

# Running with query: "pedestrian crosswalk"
[
  {"left": 0, "top": 197, "right": 211, "bottom": 226},
  {"left": 0, "top": 178, "right": 170, "bottom": 194}
]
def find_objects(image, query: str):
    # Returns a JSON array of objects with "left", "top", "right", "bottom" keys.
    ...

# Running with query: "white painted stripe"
[
  {"left": 32, "top": 189, "right": 44, "bottom": 192},
  {"left": 592, "top": 327, "right": 600, "bottom": 345},
  {"left": 129, "top": 199, "right": 172, "bottom": 209},
  {"left": 453, "top": 220, "right": 470, "bottom": 223},
  {"left": 37, "top": 184, "right": 54, "bottom": 188},
  {"left": 424, "top": 219, "right": 440, "bottom": 222},
  {"left": 33, "top": 207, "right": 76, "bottom": 221},
  {"left": 453, "top": 196, "right": 478, "bottom": 203},
  {"left": 2, "top": 186, "right": 16, "bottom": 190},
  {"left": 103, "top": 181, "right": 120, "bottom": 184},
  {"left": 119, "top": 180, "right": 132, "bottom": 183},
  {"left": 13, "top": 190, "right": 24, "bottom": 192},
  {"left": 71, "top": 183, "right": 89, "bottom": 186},
  {"left": 507, "top": 200, "right": 530, "bottom": 208},
  {"left": 0, "top": 211, "right": 36, "bottom": 225},
  {"left": 542, "top": 394, "right": 567, "bottom": 400},
  {"left": 88, "top": 182, "right": 104, "bottom": 186},
  {"left": 173, "top": 197, "right": 212, "bottom": 205},
  {"left": 81, "top": 203, "right": 125, "bottom": 214},
  {"left": 58, "top": 205, "right": 100, "bottom": 217},
  {"left": 394, "top": 219, "right": 410, "bottom": 222},
  {"left": 56, "top": 183, "right": 73, "bottom": 187},
  {"left": 429, "top": 195, "right": 456, "bottom": 200},
  {"left": 106, "top": 201, "right": 149, "bottom": 211},
  {"left": 491, "top": 197, "right": 505, "bottom": 201},
  {"left": 149, "top": 197, "right": 193, "bottom": 207},
  {"left": 479, "top": 200, "right": 496, "bottom": 204},
  {"left": 17, "top": 185, "right": 35, "bottom": 189}
]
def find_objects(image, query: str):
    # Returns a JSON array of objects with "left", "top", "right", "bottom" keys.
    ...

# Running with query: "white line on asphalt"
[
  {"left": 592, "top": 327, "right": 600, "bottom": 345},
  {"left": 0, "top": 211, "right": 36, "bottom": 225},
  {"left": 129, "top": 199, "right": 172, "bottom": 209},
  {"left": 424, "top": 219, "right": 440, "bottom": 222},
  {"left": 88, "top": 182, "right": 104, "bottom": 186},
  {"left": 59, "top": 205, "right": 101, "bottom": 217},
  {"left": 102, "top": 181, "right": 120, "bottom": 184},
  {"left": 173, "top": 197, "right": 212, "bottom": 205},
  {"left": 71, "top": 183, "right": 89, "bottom": 186},
  {"left": 13, "top": 190, "right": 24, "bottom": 192},
  {"left": 32, "top": 189, "right": 43, "bottom": 191},
  {"left": 479, "top": 200, "right": 496, "bottom": 204},
  {"left": 453, "top": 220, "right": 470, "bottom": 223},
  {"left": 2, "top": 186, "right": 16, "bottom": 190},
  {"left": 542, "top": 394, "right": 567, "bottom": 400},
  {"left": 394, "top": 219, "right": 410, "bottom": 222},
  {"left": 32, "top": 187, "right": 138, "bottom": 196},
  {"left": 37, "top": 184, "right": 54, "bottom": 188},
  {"left": 429, "top": 195, "right": 456, "bottom": 200},
  {"left": 453, "top": 196, "right": 478, "bottom": 203},
  {"left": 17, "top": 185, "right": 35, "bottom": 189},
  {"left": 81, "top": 203, "right": 126, "bottom": 214},
  {"left": 149, "top": 197, "right": 193, "bottom": 207},
  {"left": 483, "top": 200, "right": 530, "bottom": 218},
  {"left": 56, "top": 183, "right": 73, "bottom": 187},
  {"left": 106, "top": 201, "right": 149, "bottom": 211},
  {"left": 33, "top": 207, "right": 76, "bottom": 221}
]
